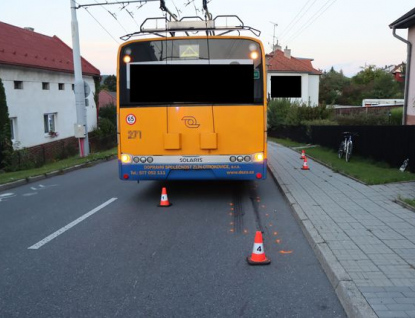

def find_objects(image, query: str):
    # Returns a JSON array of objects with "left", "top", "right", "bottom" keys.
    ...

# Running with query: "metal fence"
[
  {"left": 1, "top": 134, "right": 117, "bottom": 172},
  {"left": 269, "top": 125, "right": 415, "bottom": 173}
]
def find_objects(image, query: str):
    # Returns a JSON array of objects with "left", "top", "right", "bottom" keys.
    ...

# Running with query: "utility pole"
[{"left": 70, "top": 0, "right": 90, "bottom": 157}]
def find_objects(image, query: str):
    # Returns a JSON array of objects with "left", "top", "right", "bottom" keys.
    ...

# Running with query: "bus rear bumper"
[{"left": 118, "top": 160, "right": 267, "bottom": 181}]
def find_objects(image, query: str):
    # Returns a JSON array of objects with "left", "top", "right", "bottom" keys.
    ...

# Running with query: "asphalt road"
[{"left": 0, "top": 160, "right": 346, "bottom": 317}]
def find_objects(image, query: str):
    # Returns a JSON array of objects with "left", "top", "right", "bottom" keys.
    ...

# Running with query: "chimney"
[
  {"left": 24, "top": 27, "right": 34, "bottom": 32},
  {"left": 273, "top": 43, "right": 282, "bottom": 52},
  {"left": 284, "top": 46, "right": 291, "bottom": 59}
]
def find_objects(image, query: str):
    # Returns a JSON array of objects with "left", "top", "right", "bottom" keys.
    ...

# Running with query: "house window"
[
  {"left": 44, "top": 113, "right": 56, "bottom": 134},
  {"left": 72, "top": 84, "right": 75, "bottom": 90},
  {"left": 42, "top": 82, "right": 50, "bottom": 90},
  {"left": 10, "top": 117, "right": 17, "bottom": 142},
  {"left": 59, "top": 83, "right": 65, "bottom": 90},
  {"left": 14, "top": 81, "right": 23, "bottom": 89},
  {"left": 270, "top": 76, "right": 302, "bottom": 98}
]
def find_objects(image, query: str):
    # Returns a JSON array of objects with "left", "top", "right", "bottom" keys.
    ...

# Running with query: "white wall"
[
  {"left": 308, "top": 75, "right": 320, "bottom": 106},
  {"left": 0, "top": 65, "right": 97, "bottom": 148},
  {"left": 267, "top": 72, "right": 319, "bottom": 106}
]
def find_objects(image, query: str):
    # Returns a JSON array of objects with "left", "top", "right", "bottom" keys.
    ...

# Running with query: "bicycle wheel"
[
  {"left": 345, "top": 142, "right": 353, "bottom": 162},
  {"left": 338, "top": 142, "right": 344, "bottom": 159}
]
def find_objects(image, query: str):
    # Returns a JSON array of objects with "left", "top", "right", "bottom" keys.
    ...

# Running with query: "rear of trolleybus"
[{"left": 118, "top": 33, "right": 267, "bottom": 181}]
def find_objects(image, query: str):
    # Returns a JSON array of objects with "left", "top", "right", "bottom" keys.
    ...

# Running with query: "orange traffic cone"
[
  {"left": 300, "top": 149, "right": 306, "bottom": 159},
  {"left": 247, "top": 231, "right": 271, "bottom": 265},
  {"left": 158, "top": 187, "right": 172, "bottom": 207},
  {"left": 301, "top": 157, "right": 310, "bottom": 170}
]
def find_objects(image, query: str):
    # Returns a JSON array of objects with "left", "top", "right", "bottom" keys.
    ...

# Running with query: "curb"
[
  {"left": 267, "top": 162, "right": 377, "bottom": 318},
  {"left": 0, "top": 155, "right": 116, "bottom": 192},
  {"left": 394, "top": 198, "right": 415, "bottom": 213}
]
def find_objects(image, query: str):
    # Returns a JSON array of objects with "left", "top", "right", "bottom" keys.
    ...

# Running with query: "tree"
[
  {"left": 349, "top": 65, "right": 403, "bottom": 104},
  {"left": 320, "top": 65, "right": 404, "bottom": 106},
  {"left": 319, "top": 67, "right": 350, "bottom": 105},
  {"left": 0, "top": 78, "right": 13, "bottom": 169},
  {"left": 102, "top": 75, "right": 116, "bottom": 92}
]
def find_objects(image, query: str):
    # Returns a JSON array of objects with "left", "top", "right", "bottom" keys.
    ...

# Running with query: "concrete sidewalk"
[{"left": 267, "top": 142, "right": 415, "bottom": 318}]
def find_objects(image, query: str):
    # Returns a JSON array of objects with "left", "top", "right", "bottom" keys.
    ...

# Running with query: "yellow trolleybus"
[{"left": 117, "top": 15, "right": 267, "bottom": 181}]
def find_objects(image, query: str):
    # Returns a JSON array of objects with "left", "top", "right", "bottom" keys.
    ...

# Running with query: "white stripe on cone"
[{"left": 252, "top": 243, "right": 265, "bottom": 255}]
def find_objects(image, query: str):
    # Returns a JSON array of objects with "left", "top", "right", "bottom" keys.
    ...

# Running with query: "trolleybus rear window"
[
  {"left": 119, "top": 38, "right": 264, "bottom": 106},
  {"left": 129, "top": 63, "right": 254, "bottom": 104}
]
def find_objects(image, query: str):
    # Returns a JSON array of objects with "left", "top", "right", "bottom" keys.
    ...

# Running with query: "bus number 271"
[{"left": 128, "top": 130, "right": 142, "bottom": 139}]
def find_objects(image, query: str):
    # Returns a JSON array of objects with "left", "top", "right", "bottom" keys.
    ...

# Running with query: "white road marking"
[
  {"left": 28, "top": 197, "right": 118, "bottom": 250},
  {"left": 23, "top": 193, "right": 38, "bottom": 197},
  {"left": 0, "top": 193, "right": 15, "bottom": 198},
  {"left": 0, "top": 193, "right": 17, "bottom": 202}
]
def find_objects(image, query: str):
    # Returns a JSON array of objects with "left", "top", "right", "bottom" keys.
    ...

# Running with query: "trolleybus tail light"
[
  {"left": 244, "top": 156, "right": 251, "bottom": 162},
  {"left": 140, "top": 157, "right": 147, "bottom": 163},
  {"left": 250, "top": 51, "right": 259, "bottom": 60},
  {"left": 256, "top": 173, "right": 262, "bottom": 179},
  {"left": 121, "top": 154, "right": 132, "bottom": 164},
  {"left": 123, "top": 174, "right": 129, "bottom": 179},
  {"left": 253, "top": 153, "right": 264, "bottom": 162},
  {"left": 123, "top": 55, "right": 131, "bottom": 63},
  {"left": 133, "top": 156, "right": 140, "bottom": 163},
  {"left": 230, "top": 156, "right": 237, "bottom": 162},
  {"left": 237, "top": 156, "right": 243, "bottom": 162},
  {"left": 147, "top": 157, "right": 154, "bottom": 163}
]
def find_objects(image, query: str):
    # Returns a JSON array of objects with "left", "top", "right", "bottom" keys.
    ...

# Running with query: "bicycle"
[{"left": 338, "top": 132, "right": 358, "bottom": 162}]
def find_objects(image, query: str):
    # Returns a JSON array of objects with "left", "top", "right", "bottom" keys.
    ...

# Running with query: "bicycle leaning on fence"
[{"left": 338, "top": 132, "right": 358, "bottom": 162}]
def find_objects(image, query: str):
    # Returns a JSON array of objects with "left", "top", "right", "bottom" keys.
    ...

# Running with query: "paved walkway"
[{"left": 267, "top": 142, "right": 415, "bottom": 318}]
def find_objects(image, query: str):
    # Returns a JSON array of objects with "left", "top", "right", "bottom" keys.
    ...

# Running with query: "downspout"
[{"left": 392, "top": 27, "right": 412, "bottom": 125}]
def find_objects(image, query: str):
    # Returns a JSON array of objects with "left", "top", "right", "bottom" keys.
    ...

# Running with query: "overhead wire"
[
  {"left": 114, "top": 0, "right": 144, "bottom": 29},
  {"left": 93, "top": 0, "right": 129, "bottom": 33},
  {"left": 285, "top": 0, "right": 339, "bottom": 45},
  {"left": 75, "top": 1, "right": 120, "bottom": 43},
  {"left": 279, "top": 0, "right": 318, "bottom": 40},
  {"left": 171, "top": 0, "right": 182, "bottom": 18}
]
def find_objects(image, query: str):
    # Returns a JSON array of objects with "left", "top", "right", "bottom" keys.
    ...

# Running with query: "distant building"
[
  {"left": 391, "top": 63, "right": 405, "bottom": 82},
  {"left": 390, "top": 7, "right": 415, "bottom": 124},
  {"left": 266, "top": 46, "right": 321, "bottom": 106},
  {"left": 0, "top": 21, "right": 100, "bottom": 149},
  {"left": 98, "top": 90, "right": 116, "bottom": 108}
]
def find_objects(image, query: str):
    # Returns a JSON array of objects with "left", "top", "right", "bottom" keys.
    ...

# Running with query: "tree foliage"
[
  {"left": 102, "top": 75, "right": 116, "bottom": 92},
  {"left": 267, "top": 98, "right": 334, "bottom": 129},
  {"left": 0, "top": 78, "right": 13, "bottom": 169},
  {"left": 319, "top": 65, "right": 404, "bottom": 106},
  {"left": 319, "top": 67, "right": 350, "bottom": 105}
]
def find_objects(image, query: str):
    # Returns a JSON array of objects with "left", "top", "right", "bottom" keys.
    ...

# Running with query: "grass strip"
[
  {"left": 401, "top": 197, "right": 415, "bottom": 209},
  {"left": 269, "top": 137, "right": 415, "bottom": 185}
]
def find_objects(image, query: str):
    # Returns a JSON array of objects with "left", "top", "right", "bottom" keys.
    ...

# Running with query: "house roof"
[
  {"left": 99, "top": 89, "right": 116, "bottom": 107},
  {"left": 0, "top": 21, "right": 100, "bottom": 76},
  {"left": 266, "top": 49, "right": 322, "bottom": 75},
  {"left": 389, "top": 7, "right": 415, "bottom": 29}
]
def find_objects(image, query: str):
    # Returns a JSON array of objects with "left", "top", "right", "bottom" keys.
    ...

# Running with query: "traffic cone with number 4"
[
  {"left": 247, "top": 231, "right": 271, "bottom": 265},
  {"left": 158, "top": 187, "right": 172, "bottom": 207}
]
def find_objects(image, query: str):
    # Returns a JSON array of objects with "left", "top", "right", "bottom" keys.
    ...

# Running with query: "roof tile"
[
  {"left": 0, "top": 21, "right": 100, "bottom": 76},
  {"left": 266, "top": 49, "right": 321, "bottom": 75}
]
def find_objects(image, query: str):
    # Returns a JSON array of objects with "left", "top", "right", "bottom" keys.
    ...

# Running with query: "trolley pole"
[{"left": 70, "top": 0, "right": 90, "bottom": 157}]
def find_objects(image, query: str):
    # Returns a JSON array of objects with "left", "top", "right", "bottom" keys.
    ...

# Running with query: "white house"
[
  {"left": 0, "top": 21, "right": 100, "bottom": 149},
  {"left": 390, "top": 7, "right": 415, "bottom": 125},
  {"left": 266, "top": 47, "right": 321, "bottom": 106}
]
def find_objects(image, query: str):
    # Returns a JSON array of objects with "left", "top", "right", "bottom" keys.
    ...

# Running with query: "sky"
[{"left": 0, "top": 0, "right": 414, "bottom": 77}]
